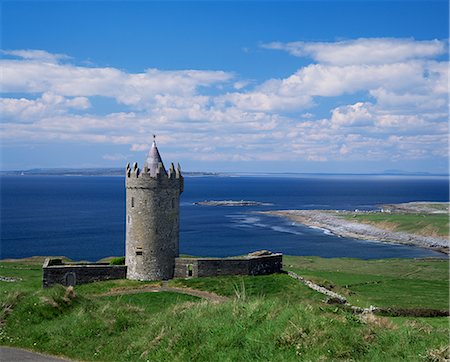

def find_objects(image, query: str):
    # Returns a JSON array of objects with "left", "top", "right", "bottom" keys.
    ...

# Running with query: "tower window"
[
  {"left": 171, "top": 198, "right": 175, "bottom": 209},
  {"left": 136, "top": 246, "right": 143, "bottom": 256},
  {"left": 127, "top": 215, "right": 131, "bottom": 224},
  {"left": 131, "top": 197, "right": 135, "bottom": 208}
]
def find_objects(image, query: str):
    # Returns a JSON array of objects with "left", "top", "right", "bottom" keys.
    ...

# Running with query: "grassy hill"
[
  {"left": 0, "top": 256, "right": 448, "bottom": 361},
  {"left": 343, "top": 213, "right": 449, "bottom": 238}
]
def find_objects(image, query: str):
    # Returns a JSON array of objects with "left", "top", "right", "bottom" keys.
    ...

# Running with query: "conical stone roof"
[{"left": 144, "top": 137, "right": 166, "bottom": 176}]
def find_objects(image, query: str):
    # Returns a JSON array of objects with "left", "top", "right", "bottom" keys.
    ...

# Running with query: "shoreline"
[{"left": 260, "top": 210, "right": 449, "bottom": 255}]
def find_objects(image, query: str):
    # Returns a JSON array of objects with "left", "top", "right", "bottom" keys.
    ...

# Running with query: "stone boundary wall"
[
  {"left": 287, "top": 270, "right": 347, "bottom": 304},
  {"left": 43, "top": 258, "right": 127, "bottom": 288},
  {"left": 174, "top": 254, "right": 282, "bottom": 278}
]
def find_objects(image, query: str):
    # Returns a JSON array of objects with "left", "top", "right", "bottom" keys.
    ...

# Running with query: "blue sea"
[{"left": 1, "top": 175, "right": 448, "bottom": 261}]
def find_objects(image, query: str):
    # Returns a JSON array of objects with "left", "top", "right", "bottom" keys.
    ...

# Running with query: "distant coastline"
[
  {"left": 0, "top": 168, "right": 219, "bottom": 177},
  {"left": 1, "top": 168, "right": 448, "bottom": 177},
  {"left": 261, "top": 204, "right": 449, "bottom": 255}
]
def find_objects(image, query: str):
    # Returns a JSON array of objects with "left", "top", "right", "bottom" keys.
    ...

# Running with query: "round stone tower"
[{"left": 125, "top": 138, "right": 183, "bottom": 280}]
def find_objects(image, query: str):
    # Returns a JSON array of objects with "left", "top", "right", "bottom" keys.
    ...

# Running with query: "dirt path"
[{"left": 97, "top": 281, "right": 229, "bottom": 303}]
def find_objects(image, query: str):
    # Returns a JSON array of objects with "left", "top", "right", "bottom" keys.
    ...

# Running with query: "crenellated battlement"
[
  {"left": 125, "top": 162, "right": 182, "bottom": 179},
  {"left": 125, "top": 161, "right": 184, "bottom": 192}
]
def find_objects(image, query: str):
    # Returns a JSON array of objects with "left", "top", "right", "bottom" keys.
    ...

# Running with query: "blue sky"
[{"left": 1, "top": 1, "right": 448, "bottom": 173}]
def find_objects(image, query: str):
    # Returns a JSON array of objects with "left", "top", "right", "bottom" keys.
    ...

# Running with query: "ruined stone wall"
[
  {"left": 42, "top": 259, "right": 127, "bottom": 288},
  {"left": 125, "top": 163, "right": 183, "bottom": 280},
  {"left": 248, "top": 254, "right": 283, "bottom": 275},
  {"left": 174, "top": 254, "right": 283, "bottom": 278},
  {"left": 196, "top": 259, "right": 249, "bottom": 277},
  {"left": 174, "top": 258, "right": 199, "bottom": 277}
]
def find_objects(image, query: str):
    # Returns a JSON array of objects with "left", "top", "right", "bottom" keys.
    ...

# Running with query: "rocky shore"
[{"left": 261, "top": 210, "right": 449, "bottom": 254}]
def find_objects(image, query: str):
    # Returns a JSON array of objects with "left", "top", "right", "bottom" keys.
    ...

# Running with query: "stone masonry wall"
[
  {"left": 248, "top": 254, "right": 283, "bottom": 275},
  {"left": 43, "top": 258, "right": 127, "bottom": 288},
  {"left": 174, "top": 254, "right": 282, "bottom": 278},
  {"left": 125, "top": 166, "right": 183, "bottom": 281}
]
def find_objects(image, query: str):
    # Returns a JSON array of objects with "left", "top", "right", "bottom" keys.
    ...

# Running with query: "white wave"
[
  {"left": 231, "top": 223, "right": 254, "bottom": 229},
  {"left": 271, "top": 225, "right": 304, "bottom": 235},
  {"left": 308, "top": 225, "right": 335, "bottom": 236},
  {"left": 227, "top": 213, "right": 306, "bottom": 235},
  {"left": 226, "top": 214, "right": 262, "bottom": 224}
]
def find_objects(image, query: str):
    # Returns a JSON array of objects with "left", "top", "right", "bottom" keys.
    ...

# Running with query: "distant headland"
[
  {"left": 261, "top": 202, "right": 449, "bottom": 254},
  {"left": 1, "top": 168, "right": 448, "bottom": 177},
  {"left": 0, "top": 168, "right": 219, "bottom": 177}
]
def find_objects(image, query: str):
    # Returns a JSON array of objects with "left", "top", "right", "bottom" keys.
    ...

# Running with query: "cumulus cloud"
[
  {"left": 0, "top": 93, "right": 90, "bottom": 122},
  {"left": 330, "top": 101, "right": 447, "bottom": 134},
  {"left": 223, "top": 60, "right": 445, "bottom": 113},
  {"left": 0, "top": 41, "right": 448, "bottom": 168},
  {"left": 1, "top": 56, "right": 233, "bottom": 108},
  {"left": 331, "top": 102, "right": 374, "bottom": 128},
  {"left": 261, "top": 38, "right": 447, "bottom": 65}
]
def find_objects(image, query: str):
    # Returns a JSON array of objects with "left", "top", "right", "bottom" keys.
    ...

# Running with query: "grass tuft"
[
  {"left": 109, "top": 257, "right": 125, "bottom": 265},
  {"left": 425, "top": 345, "right": 450, "bottom": 362}
]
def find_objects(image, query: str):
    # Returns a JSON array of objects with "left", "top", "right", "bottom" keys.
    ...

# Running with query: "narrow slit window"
[
  {"left": 136, "top": 246, "right": 143, "bottom": 256},
  {"left": 131, "top": 197, "right": 135, "bottom": 208}
]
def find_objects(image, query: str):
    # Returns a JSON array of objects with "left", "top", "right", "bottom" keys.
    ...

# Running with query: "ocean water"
[{"left": 1, "top": 175, "right": 448, "bottom": 261}]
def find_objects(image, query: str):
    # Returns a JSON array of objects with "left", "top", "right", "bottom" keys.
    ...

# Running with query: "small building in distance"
[{"left": 43, "top": 138, "right": 282, "bottom": 287}]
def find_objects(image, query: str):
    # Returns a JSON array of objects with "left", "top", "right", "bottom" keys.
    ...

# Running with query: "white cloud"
[
  {"left": 0, "top": 92, "right": 90, "bottom": 122},
  {"left": 331, "top": 102, "right": 374, "bottom": 128},
  {"left": 102, "top": 153, "right": 129, "bottom": 161},
  {"left": 330, "top": 100, "right": 447, "bottom": 134},
  {"left": 369, "top": 88, "right": 447, "bottom": 111},
  {"left": 217, "top": 90, "right": 313, "bottom": 112},
  {"left": 0, "top": 43, "right": 448, "bottom": 169},
  {"left": 222, "top": 59, "right": 447, "bottom": 113},
  {"left": 1, "top": 57, "right": 233, "bottom": 108},
  {"left": 2, "top": 49, "right": 71, "bottom": 63},
  {"left": 130, "top": 144, "right": 150, "bottom": 152},
  {"left": 261, "top": 38, "right": 447, "bottom": 65},
  {"left": 233, "top": 80, "right": 251, "bottom": 90}
]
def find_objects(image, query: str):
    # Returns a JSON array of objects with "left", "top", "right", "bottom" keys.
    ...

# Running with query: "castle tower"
[{"left": 125, "top": 137, "right": 183, "bottom": 280}]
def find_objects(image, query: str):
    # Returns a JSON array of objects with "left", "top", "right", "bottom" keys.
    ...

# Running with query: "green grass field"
[
  {"left": 283, "top": 256, "right": 449, "bottom": 309},
  {"left": 343, "top": 213, "right": 449, "bottom": 238},
  {"left": 0, "top": 256, "right": 448, "bottom": 361},
  {"left": 169, "top": 273, "right": 324, "bottom": 302}
]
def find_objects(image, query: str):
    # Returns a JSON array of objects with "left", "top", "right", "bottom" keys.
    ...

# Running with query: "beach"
[{"left": 260, "top": 209, "right": 449, "bottom": 254}]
